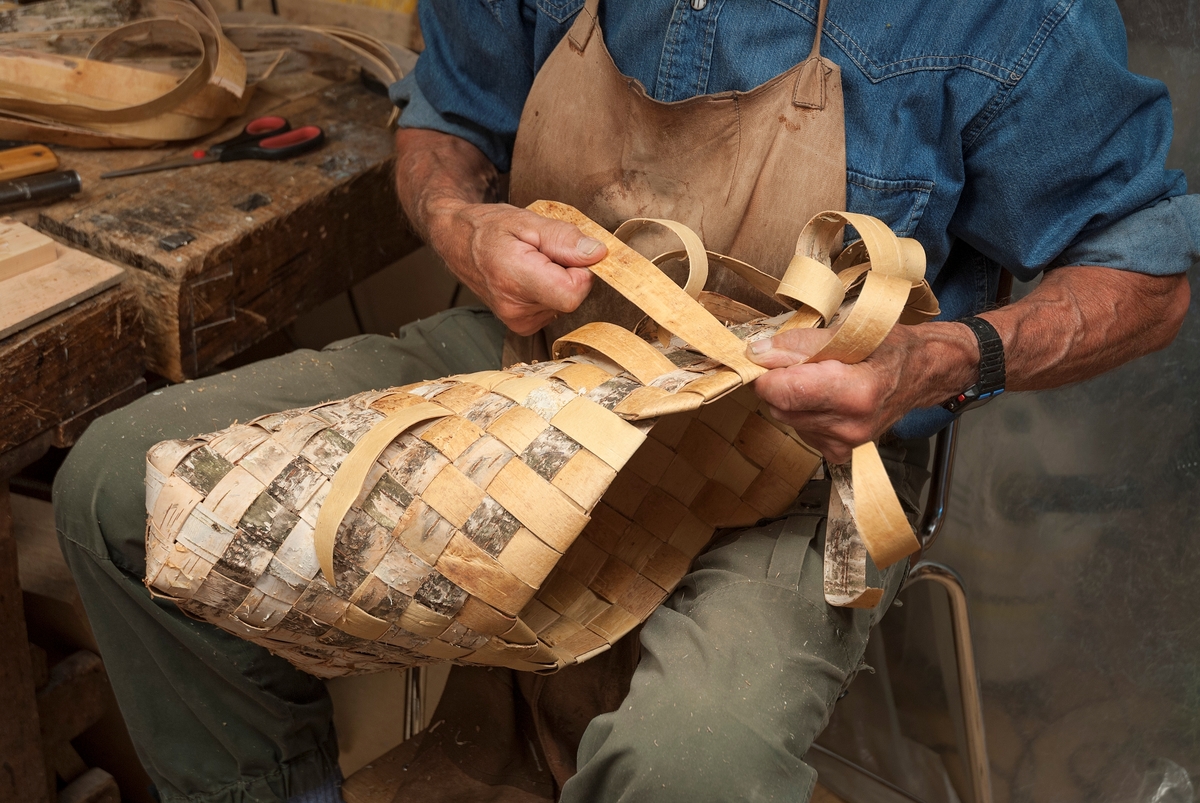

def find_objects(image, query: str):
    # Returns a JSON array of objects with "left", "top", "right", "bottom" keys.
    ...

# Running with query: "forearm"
[
  {"left": 974, "top": 266, "right": 1190, "bottom": 391},
  {"left": 394, "top": 127, "right": 500, "bottom": 242},
  {"left": 902, "top": 266, "right": 1191, "bottom": 409},
  {"left": 391, "top": 126, "right": 605, "bottom": 335},
  {"left": 752, "top": 264, "right": 1190, "bottom": 461}
]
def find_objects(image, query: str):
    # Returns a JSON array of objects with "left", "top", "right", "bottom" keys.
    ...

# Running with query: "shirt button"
[{"left": 691, "top": 0, "right": 707, "bottom": 9}]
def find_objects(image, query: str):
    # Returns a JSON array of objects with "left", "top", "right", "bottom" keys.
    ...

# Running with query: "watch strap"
[
  {"left": 960, "top": 316, "right": 1005, "bottom": 395},
  {"left": 943, "top": 316, "right": 1006, "bottom": 413}
]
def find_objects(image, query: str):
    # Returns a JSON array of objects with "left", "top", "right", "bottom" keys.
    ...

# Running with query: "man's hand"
[
  {"left": 748, "top": 324, "right": 975, "bottom": 463},
  {"left": 425, "top": 201, "right": 605, "bottom": 336},
  {"left": 394, "top": 128, "right": 607, "bottom": 335}
]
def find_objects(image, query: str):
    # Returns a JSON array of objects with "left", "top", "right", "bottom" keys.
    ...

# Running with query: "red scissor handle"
[
  {"left": 220, "top": 125, "right": 326, "bottom": 162},
  {"left": 245, "top": 116, "right": 288, "bottom": 135},
  {"left": 210, "top": 116, "right": 292, "bottom": 155}
]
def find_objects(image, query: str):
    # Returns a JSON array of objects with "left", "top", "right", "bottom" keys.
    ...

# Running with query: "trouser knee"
[
  {"left": 54, "top": 401, "right": 157, "bottom": 575},
  {"left": 568, "top": 693, "right": 818, "bottom": 803}
]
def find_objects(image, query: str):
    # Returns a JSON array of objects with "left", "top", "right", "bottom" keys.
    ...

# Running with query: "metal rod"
[
  {"left": 917, "top": 418, "right": 959, "bottom": 554},
  {"left": 904, "top": 562, "right": 993, "bottom": 803}
]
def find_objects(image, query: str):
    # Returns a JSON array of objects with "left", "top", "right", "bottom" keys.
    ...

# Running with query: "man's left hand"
[{"left": 747, "top": 323, "right": 977, "bottom": 463}]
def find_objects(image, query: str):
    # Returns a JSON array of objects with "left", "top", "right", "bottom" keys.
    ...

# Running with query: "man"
[{"left": 54, "top": 1, "right": 1196, "bottom": 802}]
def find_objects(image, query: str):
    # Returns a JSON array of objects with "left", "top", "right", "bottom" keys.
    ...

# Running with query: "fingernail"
[
  {"left": 749, "top": 337, "right": 773, "bottom": 354},
  {"left": 577, "top": 237, "right": 602, "bottom": 256}
]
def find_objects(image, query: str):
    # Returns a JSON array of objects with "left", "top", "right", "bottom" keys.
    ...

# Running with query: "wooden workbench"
[
  {"left": 0, "top": 276, "right": 145, "bottom": 803},
  {"left": 23, "top": 53, "right": 423, "bottom": 382}
]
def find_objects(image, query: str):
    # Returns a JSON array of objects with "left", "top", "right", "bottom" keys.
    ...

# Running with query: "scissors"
[{"left": 100, "top": 116, "right": 326, "bottom": 179}]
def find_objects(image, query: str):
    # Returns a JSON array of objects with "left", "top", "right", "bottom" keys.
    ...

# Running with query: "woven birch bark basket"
[{"left": 144, "top": 201, "right": 938, "bottom": 677}]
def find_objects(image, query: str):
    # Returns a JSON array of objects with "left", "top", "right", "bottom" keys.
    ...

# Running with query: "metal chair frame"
[
  {"left": 822, "top": 418, "right": 994, "bottom": 803},
  {"left": 905, "top": 418, "right": 992, "bottom": 803}
]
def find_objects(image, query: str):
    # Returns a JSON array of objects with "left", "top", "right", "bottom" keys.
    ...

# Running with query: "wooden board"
[
  {"left": 0, "top": 242, "right": 125, "bottom": 340},
  {"left": 0, "top": 219, "right": 58, "bottom": 285},
  {"left": 343, "top": 729, "right": 848, "bottom": 803},
  {"left": 27, "top": 56, "right": 423, "bottom": 380},
  {"left": 214, "top": 0, "right": 423, "bottom": 52},
  {"left": 14, "top": 494, "right": 100, "bottom": 655},
  {"left": 0, "top": 485, "right": 50, "bottom": 803},
  {"left": 0, "top": 284, "right": 144, "bottom": 453},
  {"left": 59, "top": 768, "right": 121, "bottom": 803}
]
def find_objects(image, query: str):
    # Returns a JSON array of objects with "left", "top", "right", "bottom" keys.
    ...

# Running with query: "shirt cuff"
[
  {"left": 891, "top": 404, "right": 954, "bottom": 441},
  {"left": 389, "top": 72, "right": 513, "bottom": 171},
  {"left": 1053, "top": 193, "right": 1200, "bottom": 275}
]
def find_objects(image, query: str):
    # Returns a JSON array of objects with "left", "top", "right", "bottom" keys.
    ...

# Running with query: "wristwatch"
[{"left": 943, "top": 316, "right": 1005, "bottom": 414}]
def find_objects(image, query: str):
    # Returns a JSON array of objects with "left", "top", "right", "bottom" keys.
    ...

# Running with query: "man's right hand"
[
  {"left": 394, "top": 128, "right": 607, "bottom": 336},
  {"left": 426, "top": 201, "right": 606, "bottom": 336}
]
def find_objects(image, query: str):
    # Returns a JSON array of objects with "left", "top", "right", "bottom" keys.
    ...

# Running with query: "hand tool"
[
  {"left": 99, "top": 117, "right": 326, "bottom": 179},
  {"left": 0, "top": 144, "right": 59, "bottom": 181},
  {"left": 0, "top": 170, "right": 82, "bottom": 209}
]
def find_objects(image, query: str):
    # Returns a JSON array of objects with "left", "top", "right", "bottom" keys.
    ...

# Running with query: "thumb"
[
  {"left": 746, "top": 327, "right": 835, "bottom": 368},
  {"left": 536, "top": 266, "right": 595, "bottom": 313},
  {"left": 526, "top": 216, "right": 608, "bottom": 267}
]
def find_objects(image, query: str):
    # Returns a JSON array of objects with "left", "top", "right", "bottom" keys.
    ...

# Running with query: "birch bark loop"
[
  {"left": 143, "top": 203, "right": 938, "bottom": 677},
  {"left": 0, "top": 0, "right": 410, "bottom": 147}
]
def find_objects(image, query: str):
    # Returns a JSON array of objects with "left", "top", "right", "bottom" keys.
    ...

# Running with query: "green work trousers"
[{"left": 53, "top": 307, "right": 926, "bottom": 803}]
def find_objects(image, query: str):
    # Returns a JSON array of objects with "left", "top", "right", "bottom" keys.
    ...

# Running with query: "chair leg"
[{"left": 904, "top": 561, "right": 993, "bottom": 803}]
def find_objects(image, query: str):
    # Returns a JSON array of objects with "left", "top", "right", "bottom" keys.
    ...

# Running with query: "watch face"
[{"left": 943, "top": 386, "right": 1004, "bottom": 414}]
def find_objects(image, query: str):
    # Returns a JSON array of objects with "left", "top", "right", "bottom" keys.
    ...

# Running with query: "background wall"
[{"left": 836, "top": 3, "right": 1200, "bottom": 802}]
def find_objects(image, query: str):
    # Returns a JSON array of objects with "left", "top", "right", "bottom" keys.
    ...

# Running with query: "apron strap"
[
  {"left": 809, "top": 0, "right": 830, "bottom": 59},
  {"left": 568, "top": 0, "right": 602, "bottom": 53},
  {"left": 793, "top": 0, "right": 833, "bottom": 109}
]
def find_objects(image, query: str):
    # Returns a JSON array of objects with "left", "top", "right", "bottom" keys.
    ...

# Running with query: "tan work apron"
[
  {"left": 499, "top": 0, "right": 852, "bottom": 789},
  {"left": 509, "top": 0, "right": 847, "bottom": 349}
]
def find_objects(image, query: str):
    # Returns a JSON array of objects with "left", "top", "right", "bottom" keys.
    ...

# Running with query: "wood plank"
[
  {"left": 54, "top": 379, "right": 146, "bottom": 449},
  {"left": 59, "top": 767, "right": 121, "bottom": 803},
  {"left": 0, "top": 431, "right": 53, "bottom": 482},
  {"left": 32, "top": 64, "right": 422, "bottom": 380},
  {"left": 0, "top": 285, "right": 144, "bottom": 452},
  {"left": 37, "top": 651, "right": 110, "bottom": 748},
  {"left": 11, "top": 494, "right": 156, "bottom": 803},
  {"left": 0, "top": 242, "right": 124, "bottom": 340},
  {"left": 36, "top": 651, "right": 111, "bottom": 796},
  {"left": 811, "top": 783, "right": 849, "bottom": 803},
  {"left": 0, "top": 483, "right": 50, "bottom": 803},
  {"left": 342, "top": 737, "right": 425, "bottom": 803},
  {"left": 214, "top": 0, "right": 422, "bottom": 51},
  {"left": 14, "top": 494, "right": 100, "bottom": 655},
  {"left": 2, "top": 0, "right": 137, "bottom": 34},
  {"left": 0, "top": 219, "right": 57, "bottom": 284}
]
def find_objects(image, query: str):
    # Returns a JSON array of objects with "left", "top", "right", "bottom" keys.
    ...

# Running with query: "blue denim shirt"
[{"left": 392, "top": 0, "right": 1200, "bottom": 437}]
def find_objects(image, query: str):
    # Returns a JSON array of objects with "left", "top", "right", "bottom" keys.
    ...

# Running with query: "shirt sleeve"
[
  {"left": 390, "top": 1, "right": 537, "bottom": 172},
  {"left": 949, "top": 0, "right": 1199, "bottom": 282}
]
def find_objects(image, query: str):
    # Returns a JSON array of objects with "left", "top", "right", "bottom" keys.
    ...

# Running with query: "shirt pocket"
[
  {"left": 536, "top": 0, "right": 585, "bottom": 23},
  {"left": 845, "top": 170, "right": 934, "bottom": 238}
]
